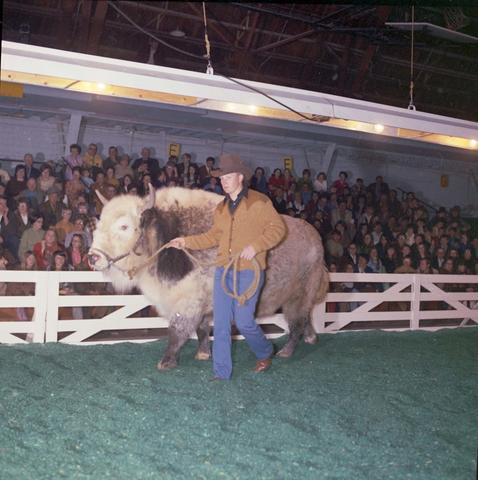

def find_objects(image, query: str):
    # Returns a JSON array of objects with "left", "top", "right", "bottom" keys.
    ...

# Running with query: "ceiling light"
[
  {"left": 374, "top": 124, "right": 385, "bottom": 133},
  {"left": 97, "top": 82, "right": 106, "bottom": 90},
  {"left": 170, "top": 29, "right": 186, "bottom": 38},
  {"left": 470, "top": 139, "right": 477, "bottom": 148},
  {"left": 248, "top": 105, "right": 258, "bottom": 113}
]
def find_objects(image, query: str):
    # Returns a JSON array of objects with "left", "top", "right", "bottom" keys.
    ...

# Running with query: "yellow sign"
[
  {"left": 0, "top": 81, "right": 24, "bottom": 98},
  {"left": 440, "top": 174, "right": 448, "bottom": 188},
  {"left": 169, "top": 143, "right": 181, "bottom": 157},
  {"left": 283, "top": 157, "right": 293, "bottom": 171}
]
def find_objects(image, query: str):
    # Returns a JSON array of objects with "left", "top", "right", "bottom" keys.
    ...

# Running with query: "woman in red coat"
[
  {"left": 33, "top": 227, "right": 65, "bottom": 270},
  {"left": 267, "top": 168, "right": 285, "bottom": 196}
]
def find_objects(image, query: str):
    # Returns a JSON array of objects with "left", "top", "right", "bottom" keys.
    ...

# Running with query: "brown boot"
[{"left": 254, "top": 358, "right": 272, "bottom": 373}]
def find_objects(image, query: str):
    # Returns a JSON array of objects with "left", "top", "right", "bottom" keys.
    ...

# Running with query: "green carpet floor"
[{"left": 0, "top": 328, "right": 477, "bottom": 480}]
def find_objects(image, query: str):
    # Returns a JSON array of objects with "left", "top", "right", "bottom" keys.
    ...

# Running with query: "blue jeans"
[{"left": 213, "top": 267, "right": 273, "bottom": 379}]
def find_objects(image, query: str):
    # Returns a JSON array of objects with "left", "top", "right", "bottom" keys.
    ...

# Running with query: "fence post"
[
  {"left": 32, "top": 272, "right": 48, "bottom": 343},
  {"left": 45, "top": 272, "right": 60, "bottom": 342},
  {"left": 312, "top": 301, "right": 327, "bottom": 334},
  {"left": 410, "top": 274, "right": 420, "bottom": 330}
]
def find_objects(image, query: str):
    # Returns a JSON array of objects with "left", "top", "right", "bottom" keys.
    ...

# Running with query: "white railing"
[
  {"left": 316, "top": 273, "right": 478, "bottom": 333},
  {"left": 0, "top": 271, "right": 477, "bottom": 345}
]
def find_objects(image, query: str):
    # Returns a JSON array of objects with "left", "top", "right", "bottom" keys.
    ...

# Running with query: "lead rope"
[{"left": 127, "top": 242, "right": 261, "bottom": 305}]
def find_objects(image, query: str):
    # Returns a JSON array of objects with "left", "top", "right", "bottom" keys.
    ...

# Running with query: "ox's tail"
[{"left": 316, "top": 264, "right": 329, "bottom": 305}]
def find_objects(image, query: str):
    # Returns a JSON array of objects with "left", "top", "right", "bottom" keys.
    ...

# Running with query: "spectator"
[
  {"left": 13, "top": 250, "right": 38, "bottom": 322},
  {"left": 0, "top": 233, "right": 17, "bottom": 269},
  {"left": 0, "top": 195, "right": 11, "bottom": 236},
  {"left": 54, "top": 206, "right": 75, "bottom": 244},
  {"left": 5, "top": 165, "right": 27, "bottom": 206},
  {"left": 367, "top": 247, "right": 385, "bottom": 273},
  {"left": 332, "top": 171, "right": 348, "bottom": 196},
  {"left": 203, "top": 175, "right": 222, "bottom": 194},
  {"left": 18, "top": 215, "right": 44, "bottom": 261},
  {"left": 368, "top": 175, "right": 389, "bottom": 203},
  {"left": 33, "top": 227, "right": 64, "bottom": 270},
  {"left": 177, "top": 153, "right": 197, "bottom": 178},
  {"left": 80, "top": 167, "right": 95, "bottom": 194},
  {"left": 23, "top": 153, "right": 40, "bottom": 180},
  {"left": 132, "top": 147, "right": 159, "bottom": 178},
  {"left": 351, "top": 178, "right": 366, "bottom": 197},
  {"left": 296, "top": 169, "right": 313, "bottom": 193},
  {"left": 250, "top": 167, "right": 268, "bottom": 194},
  {"left": 341, "top": 243, "right": 359, "bottom": 271},
  {"left": 382, "top": 246, "right": 398, "bottom": 273},
  {"left": 283, "top": 168, "right": 295, "bottom": 193},
  {"left": 119, "top": 174, "right": 134, "bottom": 194},
  {"left": 20, "top": 177, "right": 43, "bottom": 212},
  {"left": 39, "top": 187, "right": 63, "bottom": 229},
  {"left": 37, "top": 164, "right": 55, "bottom": 195},
  {"left": 0, "top": 164, "right": 11, "bottom": 185},
  {"left": 395, "top": 256, "right": 416, "bottom": 274},
  {"left": 4, "top": 198, "right": 30, "bottom": 258},
  {"left": 64, "top": 144, "right": 84, "bottom": 181},
  {"left": 313, "top": 172, "right": 327, "bottom": 193},
  {"left": 83, "top": 143, "right": 103, "bottom": 175},
  {"left": 301, "top": 183, "right": 313, "bottom": 205},
  {"left": 271, "top": 187, "right": 287, "bottom": 214},
  {"left": 103, "top": 146, "right": 119, "bottom": 172},
  {"left": 104, "top": 166, "right": 119, "bottom": 189},
  {"left": 65, "top": 166, "right": 86, "bottom": 206},
  {"left": 268, "top": 168, "right": 284, "bottom": 195},
  {"left": 67, "top": 233, "right": 91, "bottom": 270},
  {"left": 326, "top": 229, "right": 344, "bottom": 264},
  {"left": 164, "top": 161, "right": 178, "bottom": 184},
  {"left": 115, "top": 154, "right": 134, "bottom": 180},
  {"left": 181, "top": 164, "right": 199, "bottom": 189},
  {"left": 288, "top": 191, "right": 305, "bottom": 215},
  {"left": 198, "top": 156, "right": 216, "bottom": 187}
]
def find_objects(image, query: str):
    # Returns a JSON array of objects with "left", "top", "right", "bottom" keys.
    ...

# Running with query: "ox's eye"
[{"left": 120, "top": 225, "right": 129, "bottom": 231}]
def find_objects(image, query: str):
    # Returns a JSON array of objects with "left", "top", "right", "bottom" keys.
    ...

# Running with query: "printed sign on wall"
[
  {"left": 169, "top": 143, "right": 181, "bottom": 157},
  {"left": 283, "top": 157, "right": 293, "bottom": 171}
]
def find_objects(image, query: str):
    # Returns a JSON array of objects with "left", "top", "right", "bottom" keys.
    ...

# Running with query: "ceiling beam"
[{"left": 87, "top": 0, "right": 109, "bottom": 55}]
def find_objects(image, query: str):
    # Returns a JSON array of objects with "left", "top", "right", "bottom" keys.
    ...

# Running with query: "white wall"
[{"left": 0, "top": 115, "right": 476, "bottom": 215}]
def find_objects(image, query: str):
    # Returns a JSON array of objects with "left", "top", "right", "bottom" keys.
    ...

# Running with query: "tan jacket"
[{"left": 184, "top": 189, "right": 286, "bottom": 270}]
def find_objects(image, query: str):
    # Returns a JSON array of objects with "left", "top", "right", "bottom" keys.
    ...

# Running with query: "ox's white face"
[{"left": 88, "top": 194, "right": 149, "bottom": 278}]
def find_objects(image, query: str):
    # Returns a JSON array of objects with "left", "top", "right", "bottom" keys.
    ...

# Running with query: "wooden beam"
[{"left": 86, "top": 0, "right": 109, "bottom": 55}]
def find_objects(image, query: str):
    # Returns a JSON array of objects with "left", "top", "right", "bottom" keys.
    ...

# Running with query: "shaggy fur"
[{"left": 90, "top": 187, "right": 329, "bottom": 369}]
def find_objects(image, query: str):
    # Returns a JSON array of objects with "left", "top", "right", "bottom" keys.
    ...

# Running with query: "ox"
[{"left": 89, "top": 187, "right": 328, "bottom": 369}]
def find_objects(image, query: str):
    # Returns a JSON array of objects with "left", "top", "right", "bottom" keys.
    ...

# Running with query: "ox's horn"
[
  {"left": 141, "top": 183, "right": 156, "bottom": 212},
  {"left": 95, "top": 188, "right": 108, "bottom": 206}
]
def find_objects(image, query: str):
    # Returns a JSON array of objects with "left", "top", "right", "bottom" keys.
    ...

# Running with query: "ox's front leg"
[{"left": 157, "top": 313, "right": 199, "bottom": 370}]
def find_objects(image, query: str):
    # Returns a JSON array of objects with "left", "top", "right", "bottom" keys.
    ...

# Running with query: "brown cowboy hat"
[{"left": 211, "top": 154, "right": 252, "bottom": 179}]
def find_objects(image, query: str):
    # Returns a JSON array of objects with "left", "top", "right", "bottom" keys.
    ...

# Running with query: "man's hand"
[
  {"left": 169, "top": 237, "right": 186, "bottom": 249},
  {"left": 240, "top": 245, "right": 256, "bottom": 261}
]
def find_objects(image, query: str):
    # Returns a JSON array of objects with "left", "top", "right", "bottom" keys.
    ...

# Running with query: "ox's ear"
[
  {"left": 141, "top": 183, "right": 156, "bottom": 212},
  {"left": 95, "top": 189, "right": 108, "bottom": 206}
]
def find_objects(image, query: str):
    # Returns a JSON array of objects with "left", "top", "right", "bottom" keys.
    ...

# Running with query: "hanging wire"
[
  {"left": 107, "top": 1, "right": 322, "bottom": 123},
  {"left": 202, "top": 2, "right": 214, "bottom": 75},
  {"left": 408, "top": 5, "right": 416, "bottom": 111}
]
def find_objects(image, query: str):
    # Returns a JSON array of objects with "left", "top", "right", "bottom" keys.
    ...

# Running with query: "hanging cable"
[
  {"left": 107, "top": 0, "right": 205, "bottom": 61},
  {"left": 408, "top": 5, "right": 416, "bottom": 111},
  {"left": 107, "top": 1, "right": 323, "bottom": 123},
  {"left": 202, "top": 2, "right": 214, "bottom": 75}
]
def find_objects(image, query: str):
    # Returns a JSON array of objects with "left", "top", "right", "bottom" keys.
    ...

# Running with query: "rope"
[
  {"left": 202, "top": 2, "right": 214, "bottom": 75},
  {"left": 408, "top": 5, "right": 416, "bottom": 111},
  {"left": 127, "top": 242, "right": 261, "bottom": 305}
]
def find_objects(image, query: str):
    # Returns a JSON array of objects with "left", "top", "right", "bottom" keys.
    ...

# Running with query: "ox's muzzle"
[{"left": 87, "top": 249, "right": 108, "bottom": 271}]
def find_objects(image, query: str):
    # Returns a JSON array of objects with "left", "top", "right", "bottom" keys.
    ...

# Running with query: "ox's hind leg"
[
  {"left": 195, "top": 314, "right": 211, "bottom": 361},
  {"left": 158, "top": 313, "right": 200, "bottom": 370},
  {"left": 303, "top": 321, "right": 318, "bottom": 345},
  {"left": 277, "top": 297, "right": 307, "bottom": 358}
]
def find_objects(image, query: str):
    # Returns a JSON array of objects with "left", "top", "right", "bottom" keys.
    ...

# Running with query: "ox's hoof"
[
  {"left": 195, "top": 351, "right": 210, "bottom": 361},
  {"left": 276, "top": 347, "right": 293, "bottom": 358},
  {"left": 304, "top": 334, "right": 318, "bottom": 345},
  {"left": 157, "top": 358, "right": 178, "bottom": 370}
]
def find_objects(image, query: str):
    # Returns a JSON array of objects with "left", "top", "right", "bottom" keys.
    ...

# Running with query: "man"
[
  {"left": 198, "top": 156, "right": 215, "bottom": 187},
  {"left": 367, "top": 175, "right": 389, "bottom": 203},
  {"left": 39, "top": 187, "right": 63, "bottom": 229},
  {"left": 176, "top": 152, "right": 197, "bottom": 178},
  {"left": 102, "top": 146, "right": 120, "bottom": 172},
  {"left": 23, "top": 153, "right": 40, "bottom": 180},
  {"left": 169, "top": 154, "right": 286, "bottom": 380},
  {"left": 82, "top": 143, "right": 103, "bottom": 174},
  {"left": 132, "top": 147, "right": 159, "bottom": 179}
]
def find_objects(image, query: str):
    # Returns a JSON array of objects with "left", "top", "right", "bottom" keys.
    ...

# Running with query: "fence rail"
[{"left": 0, "top": 271, "right": 477, "bottom": 345}]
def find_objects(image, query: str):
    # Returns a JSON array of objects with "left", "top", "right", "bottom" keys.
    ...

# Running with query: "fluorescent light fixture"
[
  {"left": 96, "top": 82, "right": 106, "bottom": 90},
  {"left": 374, "top": 123, "right": 385, "bottom": 133},
  {"left": 470, "top": 139, "right": 477, "bottom": 148}
]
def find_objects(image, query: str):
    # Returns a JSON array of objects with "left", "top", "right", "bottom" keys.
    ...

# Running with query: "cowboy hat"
[{"left": 211, "top": 154, "right": 252, "bottom": 179}]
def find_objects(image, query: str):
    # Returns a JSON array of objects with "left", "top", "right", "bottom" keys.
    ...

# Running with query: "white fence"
[{"left": 0, "top": 271, "right": 477, "bottom": 345}]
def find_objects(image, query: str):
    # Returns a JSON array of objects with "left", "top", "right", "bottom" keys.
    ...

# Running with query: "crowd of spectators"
[{"left": 0, "top": 143, "right": 477, "bottom": 284}]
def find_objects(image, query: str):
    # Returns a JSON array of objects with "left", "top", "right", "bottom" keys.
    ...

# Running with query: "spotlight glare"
[
  {"left": 97, "top": 82, "right": 106, "bottom": 90},
  {"left": 374, "top": 123, "right": 385, "bottom": 133},
  {"left": 470, "top": 139, "right": 477, "bottom": 148},
  {"left": 248, "top": 105, "right": 258, "bottom": 113}
]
